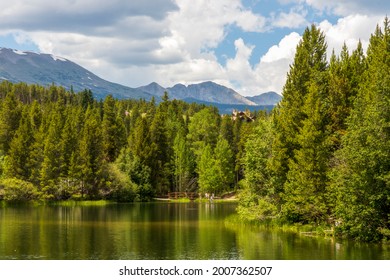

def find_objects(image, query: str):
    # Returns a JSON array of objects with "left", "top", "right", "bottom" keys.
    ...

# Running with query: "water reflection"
[{"left": 0, "top": 202, "right": 388, "bottom": 259}]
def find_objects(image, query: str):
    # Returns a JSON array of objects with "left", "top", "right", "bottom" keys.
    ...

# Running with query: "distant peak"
[
  {"left": 171, "top": 83, "right": 187, "bottom": 88},
  {"left": 147, "top": 82, "right": 163, "bottom": 87}
]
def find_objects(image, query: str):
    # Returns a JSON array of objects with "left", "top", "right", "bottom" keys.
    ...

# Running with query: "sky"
[{"left": 0, "top": 0, "right": 388, "bottom": 96}]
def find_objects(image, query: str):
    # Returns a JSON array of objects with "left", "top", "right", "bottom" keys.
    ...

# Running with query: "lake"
[{"left": 0, "top": 202, "right": 388, "bottom": 260}]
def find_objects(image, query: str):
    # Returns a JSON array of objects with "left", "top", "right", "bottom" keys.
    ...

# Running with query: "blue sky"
[{"left": 0, "top": 0, "right": 387, "bottom": 96}]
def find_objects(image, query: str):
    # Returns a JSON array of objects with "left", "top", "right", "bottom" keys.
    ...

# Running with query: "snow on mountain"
[
  {"left": 0, "top": 47, "right": 281, "bottom": 109},
  {"left": 0, "top": 47, "right": 152, "bottom": 100}
]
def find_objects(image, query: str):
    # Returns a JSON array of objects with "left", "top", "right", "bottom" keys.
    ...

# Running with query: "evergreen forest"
[{"left": 0, "top": 19, "right": 389, "bottom": 242}]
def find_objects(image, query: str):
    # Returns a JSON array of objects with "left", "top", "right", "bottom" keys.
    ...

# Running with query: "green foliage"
[
  {"left": 5, "top": 108, "right": 34, "bottom": 179},
  {"left": 270, "top": 24, "right": 328, "bottom": 196},
  {"left": 197, "top": 137, "right": 234, "bottom": 194},
  {"left": 242, "top": 118, "right": 273, "bottom": 196},
  {"left": 102, "top": 95, "right": 126, "bottom": 162},
  {"left": 0, "top": 178, "right": 40, "bottom": 201},
  {"left": 283, "top": 82, "right": 330, "bottom": 223},
  {"left": 330, "top": 18, "right": 390, "bottom": 241},
  {"left": 214, "top": 136, "right": 234, "bottom": 190},
  {"left": 237, "top": 191, "right": 277, "bottom": 222},
  {"left": 197, "top": 145, "right": 219, "bottom": 193},
  {"left": 116, "top": 149, "right": 154, "bottom": 201},
  {"left": 187, "top": 107, "right": 220, "bottom": 159},
  {"left": 237, "top": 18, "right": 390, "bottom": 241},
  {"left": 104, "top": 163, "right": 137, "bottom": 202},
  {"left": 0, "top": 91, "right": 21, "bottom": 154},
  {"left": 173, "top": 129, "right": 192, "bottom": 192},
  {"left": 237, "top": 117, "right": 278, "bottom": 222}
]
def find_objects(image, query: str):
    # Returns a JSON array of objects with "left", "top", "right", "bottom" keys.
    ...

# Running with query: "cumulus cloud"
[
  {"left": 252, "top": 32, "right": 301, "bottom": 95},
  {"left": 0, "top": 1, "right": 181, "bottom": 71},
  {"left": 319, "top": 14, "right": 382, "bottom": 56},
  {"left": 272, "top": 7, "right": 309, "bottom": 28},
  {"left": 0, "top": 0, "right": 386, "bottom": 98},
  {"left": 165, "top": 0, "right": 267, "bottom": 58}
]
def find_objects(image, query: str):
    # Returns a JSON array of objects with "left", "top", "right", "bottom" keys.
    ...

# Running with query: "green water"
[{"left": 0, "top": 202, "right": 388, "bottom": 260}]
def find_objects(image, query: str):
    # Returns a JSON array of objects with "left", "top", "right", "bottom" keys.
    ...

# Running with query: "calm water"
[{"left": 0, "top": 202, "right": 388, "bottom": 260}]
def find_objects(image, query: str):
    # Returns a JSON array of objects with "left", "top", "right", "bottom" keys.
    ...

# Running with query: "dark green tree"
[
  {"left": 102, "top": 95, "right": 126, "bottom": 162},
  {"left": 187, "top": 107, "right": 219, "bottom": 160},
  {"left": 173, "top": 128, "right": 192, "bottom": 192},
  {"left": 0, "top": 91, "right": 21, "bottom": 154},
  {"left": 270, "top": 24, "right": 328, "bottom": 196},
  {"left": 78, "top": 107, "right": 104, "bottom": 198},
  {"left": 283, "top": 82, "right": 330, "bottom": 223},
  {"left": 40, "top": 104, "right": 65, "bottom": 199},
  {"left": 237, "top": 117, "right": 277, "bottom": 221},
  {"left": 332, "top": 18, "right": 390, "bottom": 241},
  {"left": 5, "top": 108, "right": 33, "bottom": 180}
]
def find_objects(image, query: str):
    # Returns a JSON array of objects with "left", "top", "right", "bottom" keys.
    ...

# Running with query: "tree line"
[
  {"left": 0, "top": 82, "right": 257, "bottom": 202},
  {"left": 237, "top": 19, "right": 390, "bottom": 242}
]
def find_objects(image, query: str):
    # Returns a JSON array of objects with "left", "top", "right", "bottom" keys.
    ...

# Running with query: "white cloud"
[
  {"left": 1, "top": 0, "right": 386, "bottom": 99},
  {"left": 272, "top": 7, "right": 309, "bottom": 28},
  {"left": 302, "top": 0, "right": 389, "bottom": 16},
  {"left": 261, "top": 32, "right": 301, "bottom": 63},
  {"left": 164, "top": 0, "right": 267, "bottom": 58},
  {"left": 226, "top": 39, "right": 255, "bottom": 77},
  {"left": 248, "top": 32, "right": 301, "bottom": 95},
  {"left": 319, "top": 14, "right": 383, "bottom": 57}
]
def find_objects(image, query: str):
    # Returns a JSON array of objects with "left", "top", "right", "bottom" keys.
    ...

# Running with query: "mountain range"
[{"left": 0, "top": 47, "right": 282, "bottom": 112}]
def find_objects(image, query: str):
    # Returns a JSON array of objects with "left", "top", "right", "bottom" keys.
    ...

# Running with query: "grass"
[{"left": 225, "top": 213, "right": 335, "bottom": 237}]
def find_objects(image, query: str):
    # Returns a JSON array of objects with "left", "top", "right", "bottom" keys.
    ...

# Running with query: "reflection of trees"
[
  {"left": 2, "top": 203, "right": 386, "bottom": 260},
  {"left": 225, "top": 223, "right": 390, "bottom": 259}
]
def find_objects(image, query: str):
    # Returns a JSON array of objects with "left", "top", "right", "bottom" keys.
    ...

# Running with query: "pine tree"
[
  {"left": 102, "top": 95, "right": 126, "bottom": 162},
  {"left": 332, "top": 18, "right": 390, "bottom": 241},
  {"left": 173, "top": 128, "right": 191, "bottom": 192},
  {"left": 270, "top": 24, "right": 328, "bottom": 196},
  {"left": 0, "top": 91, "right": 21, "bottom": 154},
  {"left": 283, "top": 82, "right": 330, "bottom": 223},
  {"left": 187, "top": 107, "right": 220, "bottom": 160},
  {"left": 40, "top": 103, "right": 65, "bottom": 199},
  {"left": 78, "top": 107, "right": 104, "bottom": 198},
  {"left": 220, "top": 115, "right": 234, "bottom": 147},
  {"left": 327, "top": 43, "right": 366, "bottom": 151},
  {"left": 150, "top": 106, "right": 170, "bottom": 193},
  {"left": 5, "top": 108, "right": 33, "bottom": 180}
]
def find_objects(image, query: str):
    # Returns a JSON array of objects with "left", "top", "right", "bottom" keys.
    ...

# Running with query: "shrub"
[{"left": 0, "top": 178, "right": 40, "bottom": 201}]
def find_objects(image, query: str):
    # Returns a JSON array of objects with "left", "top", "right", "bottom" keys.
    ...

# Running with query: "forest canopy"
[{"left": 0, "top": 82, "right": 251, "bottom": 203}]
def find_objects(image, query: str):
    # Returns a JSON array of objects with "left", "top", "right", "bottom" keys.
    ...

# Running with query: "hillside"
[
  {"left": 0, "top": 48, "right": 152, "bottom": 100},
  {"left": 0, "top": 47, "right": 281, "bottom": 109}
]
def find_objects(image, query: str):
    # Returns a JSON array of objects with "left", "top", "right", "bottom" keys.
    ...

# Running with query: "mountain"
[
  {"left": 137, "top": 82, "right": 166, "bottom": 97},
  {"left": 138, "top": 81, "right": 256, "bottom": 105},
  {"left": 0, "top": 47, "right": 281, "bottom": 110},
  {"left": 0, "top": 47, "right": 153, "bottom": 100},
  {"left": 247, "top": 91, "right": 282, "bottom": 105}
]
